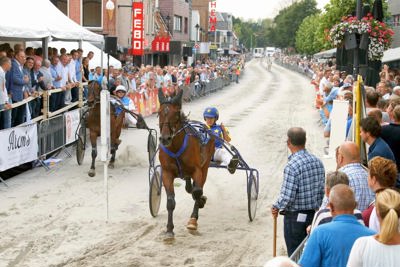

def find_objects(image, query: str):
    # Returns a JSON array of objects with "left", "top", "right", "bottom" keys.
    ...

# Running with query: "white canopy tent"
[
  {"left": 0, "top": 0, "right": 103, "bottom": 43},
  {"left": 27, "top": 41, "right": 122, "bottom": 69}
]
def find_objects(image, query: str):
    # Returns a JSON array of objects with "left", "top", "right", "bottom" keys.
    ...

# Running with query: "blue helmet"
[{"left": 203, "top": 107, "right": 219, "bottom": 120}]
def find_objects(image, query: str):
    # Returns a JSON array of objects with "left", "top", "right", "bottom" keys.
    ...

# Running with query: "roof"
[{"left": 0, "top": 0, "right": 103, "bottom": 43}]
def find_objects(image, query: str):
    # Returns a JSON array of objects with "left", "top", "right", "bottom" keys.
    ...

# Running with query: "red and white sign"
[
  {"left": 131, "top": 2, "right": 144, "bottom": 56},
  {"left": 151, "top": 36, "right": 170, "bottom": 52},
  {"left": 209, "top": 0, "right": 217, "bottom": 32}
]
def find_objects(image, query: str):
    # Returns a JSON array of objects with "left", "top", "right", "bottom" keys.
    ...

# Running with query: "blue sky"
[{"left": 216, "top": 0, "right": 331, "bottom": 20}]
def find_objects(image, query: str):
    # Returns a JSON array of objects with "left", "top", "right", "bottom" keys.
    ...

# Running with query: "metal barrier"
[
  {"left": 289, "top": 236, "right": 308, "bottom": 263},
  {"left": 275, "top": 60, "right": 314, "bottom": 79},
  {"left": 38, "top": 114, "right": 66, "bottom": 159}
]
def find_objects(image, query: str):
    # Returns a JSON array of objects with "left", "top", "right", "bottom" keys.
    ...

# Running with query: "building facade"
[
  {"left": 388, "top": 0, "right": 400, "bottom": 47},
  {"left": 50, "top": 0, "right": 117, "bottom": 37}
]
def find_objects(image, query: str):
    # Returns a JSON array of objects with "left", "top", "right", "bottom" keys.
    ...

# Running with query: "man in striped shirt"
[
  {"left": 336, "top": 142, "right": 375, "bottom": 211},
  {"left": 271, "top": 127, "right": 325, "bottom": 256}
]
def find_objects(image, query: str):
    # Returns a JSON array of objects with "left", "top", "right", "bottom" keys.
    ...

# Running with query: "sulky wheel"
[
  {"left": 149, "top": 166, "right": 162, "bottom": 217},
  {"left": 247, "top": 170, "right": 259, "bottom": 221},
  {"left": 76, "top": 123, "right": 86, "bottom": 165}
]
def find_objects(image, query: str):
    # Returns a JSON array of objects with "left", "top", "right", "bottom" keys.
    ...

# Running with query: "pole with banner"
[
  {"left": 131, "top": 1, "right": 144, "bottom": 64},
  {"left": 101, "top": 90, "right": 111, "bottom": 221}
]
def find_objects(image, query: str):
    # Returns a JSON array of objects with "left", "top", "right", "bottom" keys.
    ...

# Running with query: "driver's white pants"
[
  {"left": 125, "top": 113, "right": 137, "bottom": 126},
  {"left": 213, "top": 148, "right": 232, "bottom": 166}
]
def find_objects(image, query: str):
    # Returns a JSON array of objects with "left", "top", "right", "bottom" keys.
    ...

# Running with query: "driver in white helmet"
[{"left": 114, "top": 85, "right": 137, "bottom": 126}]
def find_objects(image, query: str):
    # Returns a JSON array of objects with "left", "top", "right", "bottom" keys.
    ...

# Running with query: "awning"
[
  {"left": 0, "top": 0, "right": 103, "bottom": 43},
  {"left": 382, "top": 47, "right": 400, "bottom": 63},
  {"left": 313, "top": 48, "right": 336, "bottom": 59}
]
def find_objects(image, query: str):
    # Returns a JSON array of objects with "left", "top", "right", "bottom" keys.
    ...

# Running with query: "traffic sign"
[{"left": 194, "top": 43, "right": 200, "bottom": 49}]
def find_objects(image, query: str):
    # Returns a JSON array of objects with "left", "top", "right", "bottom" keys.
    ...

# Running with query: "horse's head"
[
  {"left": 87, "top": 80, "right": 101, "bottom": 105},
  {"left": 158, "top": 89, "right": 184, "bottom": 147}
]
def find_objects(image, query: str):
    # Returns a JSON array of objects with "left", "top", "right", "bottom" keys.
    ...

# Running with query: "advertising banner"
[
  {"left": 65, "top": 109, "right": 80, "bottom": 145},
  {"left": 131, "top": 2, "right": 144, "bottom": 56},
  {"left": 0, "top": 123, "right": 38, "bottom": 171},
  {"left": 209, "top": 0, "right": 217, "bottom": 32},
  {"left": 151, "top": 36, "right": 170, "bottom": 52}
]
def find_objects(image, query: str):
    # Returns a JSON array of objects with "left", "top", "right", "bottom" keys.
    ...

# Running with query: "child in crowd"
[
  {"left": 113, "top": 85, "right": 137, "bottom": 126},
  {"left": 203, "top": 107, "right": 239, "bottom": 174}
]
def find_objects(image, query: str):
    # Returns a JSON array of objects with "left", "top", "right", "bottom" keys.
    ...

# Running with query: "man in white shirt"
[
  {"left": 59, "top": 54, "right": 70, "bottom": 106},
  {"left": 0, "top": 56, "right": 12, "bottom": 129}
]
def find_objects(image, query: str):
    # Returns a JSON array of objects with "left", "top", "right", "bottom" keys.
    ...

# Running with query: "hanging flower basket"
[{"left": 329, "top": 13, "right": 394, "bottom": 61}]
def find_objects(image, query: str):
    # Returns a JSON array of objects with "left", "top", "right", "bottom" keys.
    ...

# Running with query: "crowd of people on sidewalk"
[
  {"left": 0, "top": 42, "right": 245, "bottom": 130},
  {"left": 268, "top": 55, "right": 400, "bottom": 267}
]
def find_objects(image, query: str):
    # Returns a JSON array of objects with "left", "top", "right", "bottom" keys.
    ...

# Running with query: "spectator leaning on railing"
[{"left": 0, "top": 56, "right": 12, "bottom": 129}]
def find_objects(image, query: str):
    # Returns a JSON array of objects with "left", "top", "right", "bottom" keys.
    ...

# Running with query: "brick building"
[{"left": 50, "top": 0, "right": 117, "bottom": 37}]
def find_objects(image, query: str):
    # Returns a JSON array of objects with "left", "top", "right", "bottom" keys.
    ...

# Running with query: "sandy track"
[{"left": 0, "top": 60, "right": 327, "bottom": 267}]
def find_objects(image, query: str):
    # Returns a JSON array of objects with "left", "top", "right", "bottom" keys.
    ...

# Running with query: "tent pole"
[
  {"left": 101, "top": 41, "right": 104, "bottom": 71},
  {"left": 43, "top": 37, "right": 50, "bottom": 61}
]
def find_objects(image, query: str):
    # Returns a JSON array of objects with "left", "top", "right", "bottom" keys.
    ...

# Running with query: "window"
[
  {"left": 184, "top": 17, "right": 188, "bottom": 34},
  {"left": 174, "top": 16, "right": 182, "bottom": 32},
  {"left": 82, "top": 0, "right": 102, "bottom": 28},
  {"left": 393, "top": 14, "right": 400, "bottom": 27},
  {"left": 51, "top": 0, "right": 68, "bottom": 16}
]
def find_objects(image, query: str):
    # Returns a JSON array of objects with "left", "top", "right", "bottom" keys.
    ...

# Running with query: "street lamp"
[
  {"left": 165, "top": 15, "right": 170, "bottom": 34},
  {"left": 195, "top": 24, "right": 199, "bottom": 61}
]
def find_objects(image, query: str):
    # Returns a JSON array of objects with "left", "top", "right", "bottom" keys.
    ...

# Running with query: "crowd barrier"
[
  {"left": 0, "top": 72, "right": 243, "bottom": 180},
  {"left": 128, "top": 75, "right": 238, "bottom": 116},
  {"left": 274, "top": 60, "right": 314, "bottom": 79}
]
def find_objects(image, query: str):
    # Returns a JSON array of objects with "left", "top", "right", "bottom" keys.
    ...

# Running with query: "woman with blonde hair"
[{"left": 348, "top": 188, "right": 400, "bottom": 266}]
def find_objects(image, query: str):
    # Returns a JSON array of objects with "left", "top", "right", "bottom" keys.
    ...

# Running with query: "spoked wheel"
[
  {"left": 147, "top": 129, "right": 157, "bottom": 165},
  {"left": 149, "top": 166, "right": 162, "bottom": 217},
  {"left": 247, "top": 170, "right": 259, "bottom": 221},
  {"left": 76, "top": 122, "right": 86, "bottom": 165}
]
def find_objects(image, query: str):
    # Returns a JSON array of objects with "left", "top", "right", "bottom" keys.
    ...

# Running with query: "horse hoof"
[
  {"left": 186, "top": 218, "right": 198, "bottom": 231},
  {"left": 108, "top": 162, "right": 114, "bottom": 169},
  {"left": 198, "top": 196, "right": 207, "bottom": 209},
  {"left": 88, "top": 169, "right": 96, "bottom": 177},
  {"left": 163, "top": 231, "right": 175, "bottom": 242}
]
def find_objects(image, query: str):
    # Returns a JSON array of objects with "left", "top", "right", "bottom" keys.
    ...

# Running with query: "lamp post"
[
  {"left": 195, "top": 24, "right": 199, "bottom": 61},
  {"left": 165, "top": 15, "right": 170, "bottom": 34}
]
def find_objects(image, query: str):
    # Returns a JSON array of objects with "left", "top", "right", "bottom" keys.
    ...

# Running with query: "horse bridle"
[
  {"left": 87, "top": 81, "right": 101, "bottom": 107},
  {"left": 159, "top": 105, "right": 185, "bottom": 140}
]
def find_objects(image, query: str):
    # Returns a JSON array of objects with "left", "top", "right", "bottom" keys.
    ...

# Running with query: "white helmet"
[{"left": 115, "top": 85, "right": 127, "bottom": 93}]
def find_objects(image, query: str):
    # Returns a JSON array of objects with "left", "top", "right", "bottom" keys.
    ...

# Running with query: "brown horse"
[
  {"left": 158, "top": 89, "right": 215, "bottom": 239},
  {"left": 86, "top": 81, "right": 125, "bottom": 177}
]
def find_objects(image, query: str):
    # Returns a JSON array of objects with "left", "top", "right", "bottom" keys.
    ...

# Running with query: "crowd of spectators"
[
  {"left": 269, "top": 55, "right": 400, "bottom": 267},
  {"left": 0, "top": 41, "right": 245, "bottom": 130}
]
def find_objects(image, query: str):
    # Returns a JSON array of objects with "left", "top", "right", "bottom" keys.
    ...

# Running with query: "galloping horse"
[
  {"left": 158, "top": 89, "right": 215, "bottom": 239},
  {"left": 86, "top": 81, "right": 125, "bottom": 176}
]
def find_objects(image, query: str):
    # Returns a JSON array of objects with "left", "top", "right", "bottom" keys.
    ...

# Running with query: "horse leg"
[
  {"left": 88, "top": 133, "right": 97, "bottom": 177},
  {"left": 187, "top": 169, "right": 207, "bottom": 231},
  {"left": 163, "top": 172, "right": 176, "bottom": 239},
  {"left": 185, "top": 177, "right": 193, "bottom": 193},
  {"left": 108, "top": 144, "right": 117, "bottom": 169}
]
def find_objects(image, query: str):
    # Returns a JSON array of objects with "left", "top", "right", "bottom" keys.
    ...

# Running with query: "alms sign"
[{"left": 209, "top": 0, "right": 216, "bottom": 32}]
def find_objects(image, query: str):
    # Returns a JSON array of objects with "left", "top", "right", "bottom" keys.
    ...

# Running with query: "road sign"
[{"left": 194, "top": 43, "right": 200, "bottom": 49}]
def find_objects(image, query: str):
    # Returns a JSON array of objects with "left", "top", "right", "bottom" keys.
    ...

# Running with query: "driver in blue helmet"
[{"left": 203, "top": 107, "right": 239, "bottom": 174}]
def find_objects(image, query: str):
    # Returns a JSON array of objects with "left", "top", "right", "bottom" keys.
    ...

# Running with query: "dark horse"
[
  {"left": 158, "top": 89, "right": 215, "bottom": 239},
  {"left": 86, "top": 81, "right": 125, "bottom": 177}
]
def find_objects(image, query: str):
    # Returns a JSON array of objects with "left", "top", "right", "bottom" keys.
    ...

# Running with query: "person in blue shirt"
[
  {"left": 113, "top": 85, "right": 137, "bottom": 126},
  {"left": 360, "top": 116, "right": 396, "bottom": 163},
  {"left": 203, "top": 107, "right": 239, "bottom": 174},
  {"left": 299, "top": 184, "right": 375, "bottom": 267}
]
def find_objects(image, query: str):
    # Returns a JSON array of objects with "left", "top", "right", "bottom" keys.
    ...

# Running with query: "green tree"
[
  {"left": 269, "top": 0, "right": 319, "bottom": 48},
  {"left": 295, "top": 13, "right": 323, "bottom": 55}
]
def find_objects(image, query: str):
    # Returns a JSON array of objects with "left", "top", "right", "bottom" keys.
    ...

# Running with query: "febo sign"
[
  {"left": 131, "top": 2, "right": 144, "bottom": 56},
  {"left": 151, "top": 36, "right": 170, "bottom": 52},
  {"left": 209, "top": 0, "right": 217, "bottom": 32}
]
